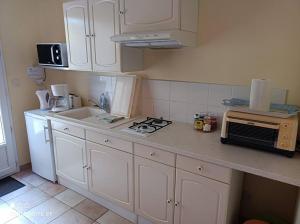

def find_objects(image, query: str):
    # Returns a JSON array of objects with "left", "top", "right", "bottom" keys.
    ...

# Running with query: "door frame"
[{"left": 0, "top": 43, "right": 19, "bottom": 176}]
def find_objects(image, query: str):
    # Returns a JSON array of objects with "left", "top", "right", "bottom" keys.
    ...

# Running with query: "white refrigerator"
[{"left": 24, "top": 110, "right": 56, "bottom": 182}]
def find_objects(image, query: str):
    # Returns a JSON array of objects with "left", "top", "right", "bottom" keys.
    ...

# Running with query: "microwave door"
[{"left": 37, "top": 44, "right": 55, "bottom": 65}]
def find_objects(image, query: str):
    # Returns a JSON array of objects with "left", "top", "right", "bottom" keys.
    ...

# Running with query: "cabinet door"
[
  {"left": 120, "top": 0, "right": 179, "bottom": 33},
  {"left": 25, "top": 116, "right": 56, "bottom": 182},
  {"left": 135, "top": 156, "right": 175, "bottom": 224},
  {"left": 87, "top": 141, "right": 133, "bottom": 211},
  {"left": 174, "top": 169, "right": 230, "bottom": 224},
  {"left": 89, "top": 0, "right": 121, "bottom": 72},
  {"left": 53, "top": 131, "right": 88, "bottom": 189},
  {"left": 63, "top": 0, "right": 92, "bottom": 71}
]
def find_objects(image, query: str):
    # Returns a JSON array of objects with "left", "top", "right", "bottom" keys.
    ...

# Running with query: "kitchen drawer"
[
  {"left": 134, "top": 144, "right": 176, "bottom": 167},
  {"left": 176, "top": 155, "right": 232, "bottom": 183},
  {"left": 51, "top": 121, "right": 85, "bottom": 139},
  {"left": 86, "top": 130, "right": 133, "bottom": 154}
]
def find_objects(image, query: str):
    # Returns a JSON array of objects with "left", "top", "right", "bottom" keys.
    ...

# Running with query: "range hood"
[{"left": 111, "top": 30, "right": 197, "bottom": 49}]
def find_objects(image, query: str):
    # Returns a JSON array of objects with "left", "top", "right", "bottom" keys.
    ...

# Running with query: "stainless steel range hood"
[{"left": 111, "top": 30, "right": 197, "bottom": 49}]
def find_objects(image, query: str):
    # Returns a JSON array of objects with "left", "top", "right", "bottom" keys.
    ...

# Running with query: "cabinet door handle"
[
  {"left": 85, "top": 34, "right": 91, "bottom": 38},
  {"left": 120, "top": 9, "right": 127, "bottom": 15},
  {"left": 44, "top": 126, "right": 50, "bottom": 143},
  {"left": 175, "top": 201, "right": 180, "bottom": 207},
  {"left": 104, "top": 139, "right": 110, "bottom": 143},
  {"left": 64, "top": 127, "right": 69, "bottom": 131},
  {"left": 197, "top": 166, "right": 204, "bottom": 172},
  {"left": 150, "top": 152, "right": 155, "bottom": 156},
  {"left": 167, "top": 199, "right": 172, "bottom": 204},
  {"left": 83, "top": 165, "right": 87, "bottom": 169}
]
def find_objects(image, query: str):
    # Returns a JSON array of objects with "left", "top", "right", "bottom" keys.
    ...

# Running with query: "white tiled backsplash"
[
  {"left": 87, "top": 76, "right": 287, "bottom": 124},
  {"left": 141, "top": 79, "right": 287, "bottom": 124},
  {"left": 88, "top": 75, "right": 117, "bottom": 106}
]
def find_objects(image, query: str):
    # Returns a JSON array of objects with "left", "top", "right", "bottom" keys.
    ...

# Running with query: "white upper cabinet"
[
  {"left": 120, "top": 0, "right": 198, "bottom": 33},
  {"left": 63, "top": 0, "right": 92, "bottom": 71},
  {"left": 174, "top": 169, "right": 230, "bottom": 224},
  {"left": 89, "top": 0, "right": 120, "bottom": 71},
  {"left": 63, "top": 0, "right": 143, "bottom": 72},
  {"left": 120, "top": 0, "right": 179, "bottom": 33}
]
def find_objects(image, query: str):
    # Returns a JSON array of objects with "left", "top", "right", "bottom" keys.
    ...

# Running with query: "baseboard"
[{"left": 19, "top": 163, "right": 31, "bottom": 171}]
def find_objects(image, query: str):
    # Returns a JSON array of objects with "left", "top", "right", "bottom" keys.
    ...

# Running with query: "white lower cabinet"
[
  {"left": 174, "top": 169, "right": 230, "bottom": 224},
  {"left": 52, "top": 130, "right": 88, "bottom": 189},
  {"left": 134, "top": 156, "right": 175, "bottom": 224},
  {"left": 51, "top": 122, "right": 242, "bottom": 224},
  {"left": 87, "top": 141, "right": 134, "bottom": 211}
]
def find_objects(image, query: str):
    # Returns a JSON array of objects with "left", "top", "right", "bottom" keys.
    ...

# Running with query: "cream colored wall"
[
  {"left": 0, "top": 0, "right": 41, "bottom": 165},
  {"left": 40, "top": 0, "right": 300, "bottom": 106},
  {"left": 143, "top": 0, "right": 300, "bottom": 105}
]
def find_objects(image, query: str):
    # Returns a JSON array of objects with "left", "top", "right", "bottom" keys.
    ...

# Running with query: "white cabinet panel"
[
  {"left": 25, "top": 115, "right": 56, "bottom": 181},
  {"left": 174, "top": 169, "right": 230, "bottom": 224},
  {"left": 63, "top": 0, "right": 92, "bottom": 70},
  {"left": 87, "top": 141, "right": 134, "bottom": 211},
  {"left": 53, "top": 131, "right": 88, "bottom": 189},
  {"left": 90, "top": 0, "right": 120, "bottom": 71},
  {"left": 120, "top": 0, "right": 179, "bottom": 33},
  {"left": 135, "top": 156, "right": 175, "bottom": 224},
  {"left": 63, "top": 0, "right": 143, "bottom": 72}
]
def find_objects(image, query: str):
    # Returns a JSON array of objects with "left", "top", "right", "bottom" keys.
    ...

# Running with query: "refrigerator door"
[{"left": 25, "top": 114, "right": 56, "bottom": 182}]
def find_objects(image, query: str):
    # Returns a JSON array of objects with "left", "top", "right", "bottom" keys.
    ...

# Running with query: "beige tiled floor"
[{"left": 0, "top": 169, "right": 134, "bottom": 224}]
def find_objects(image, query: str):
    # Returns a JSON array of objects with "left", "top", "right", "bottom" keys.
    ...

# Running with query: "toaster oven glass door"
[{"left": 227, "top": 122, "right": 279, "bottom": 149}]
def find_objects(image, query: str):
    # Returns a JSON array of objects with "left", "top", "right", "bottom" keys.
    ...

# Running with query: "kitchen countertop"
[{"left": 47, "top": 114, "right": 300, "bottom": 187}]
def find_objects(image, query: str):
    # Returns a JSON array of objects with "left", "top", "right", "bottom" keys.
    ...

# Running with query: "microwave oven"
[
  {"left": 37, "top": 43, "right": 68, "bottom": 67},
  {"left": 221, "top": 110, "right": 298, "bottom": 157}
]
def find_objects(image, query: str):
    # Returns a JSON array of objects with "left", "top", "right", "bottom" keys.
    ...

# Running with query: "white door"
[
  {"left": 89, "top": 0, "right": 121, "bottom": 72},
  {"left": 63, "top": 0, "right": 92, "bottom": 71},
  {"left": 24, "top": 115, "right": 56, "bottom": 182},
  {"left": 135, "top": 156, "right": 175, "bottom": 224},
  {"left": 87, "top": 141, "right": 134, "bottom": 211},
  {"left": 0, "top": 48, "right": 17, "bottom": 178},
  {"left": 53, "top": 131, "right": 88, "bottom": 189},
  {"left": 120, "top": 0, "right": 179, "bottom": 33},
  {"left": 174, "top": 169, "right": 230, "bottom": 224}
]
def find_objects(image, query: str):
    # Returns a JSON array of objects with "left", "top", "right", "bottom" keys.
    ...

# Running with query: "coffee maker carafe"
[{"left": 51, "top": 84, "right": 70, "bottom": 112}]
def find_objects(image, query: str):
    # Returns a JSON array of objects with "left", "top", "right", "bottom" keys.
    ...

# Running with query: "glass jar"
[{"left": 193, "top": 113, "right": 204, "bottom": 131}]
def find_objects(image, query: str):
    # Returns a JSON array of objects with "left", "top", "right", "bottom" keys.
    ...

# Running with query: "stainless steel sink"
[{"left": 55, "top": 107, "right": 132, "bottom": 129}]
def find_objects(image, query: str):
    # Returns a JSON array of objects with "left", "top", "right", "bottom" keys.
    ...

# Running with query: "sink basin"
[
  {"left": 55, "top": 107, "right": 133, "bottom": 129},
  {"left": 57, "top": 107, "right": 105, "bottom": 120}
]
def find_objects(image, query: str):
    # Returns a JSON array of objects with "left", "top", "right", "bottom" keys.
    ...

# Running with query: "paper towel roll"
[{"left": 249, "top": 79, "right": 272, "bottom": 111}]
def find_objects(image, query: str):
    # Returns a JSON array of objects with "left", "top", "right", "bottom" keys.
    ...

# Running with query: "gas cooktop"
[{"left": 124, "top": 117, "right": 172, "bottom": 136}]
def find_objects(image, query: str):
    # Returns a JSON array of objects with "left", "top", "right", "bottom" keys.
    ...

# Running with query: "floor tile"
[
  {"left": 74, "top": 199, "right": 108, "bottom": 220},
  {"left": 0, "top": 203, "right": 19, "bottom": 224},
  {"left": 49, "top": 209, "right": 93, "bottom": 224},
  {"left": 6, "top": 216, "right": 33, "bottom": 224},
  {"left": 1, "top": 184, "right": 33, "bottom": 202},
  {"left": 7, "top": 188, "right": 50, "bottom": 213},
  {"left": 22, "top": 173, "right": 47, "bottom": 187},
  {"left": 38, "top": 182, "right": 66, "bottom": 196},
  {"left": 12, "top": 170, "right": 32, "bottom": 180},
  {"left": 55, "top": 189, "right": 85, "bottom": 207},
  {"left": 23, "top": 198, "right": 70, "bottom": 224},
  {"left": 96, "top": 211, "right": 133, "bottom": 224}
]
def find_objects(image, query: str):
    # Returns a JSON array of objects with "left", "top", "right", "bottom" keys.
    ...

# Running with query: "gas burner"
[{"left": 126, "top": 117, "right": 172, "bottom": 135}]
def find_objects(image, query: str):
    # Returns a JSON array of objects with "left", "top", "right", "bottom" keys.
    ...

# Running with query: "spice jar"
[
  {"left": 203, "top": 114, "right": 218, "bottom": 132},
  {"left": 193, "top": 113, "right": 204, "bottom": 131}
]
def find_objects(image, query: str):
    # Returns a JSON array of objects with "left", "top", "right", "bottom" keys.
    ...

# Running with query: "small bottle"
[{"left": 193, "top": 114, "right": 203, "bottom": 131}]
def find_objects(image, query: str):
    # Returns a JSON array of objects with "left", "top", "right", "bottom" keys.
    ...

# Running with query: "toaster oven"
[{"left": 221, "top": 110, "right": 298, "bottom": 157}]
